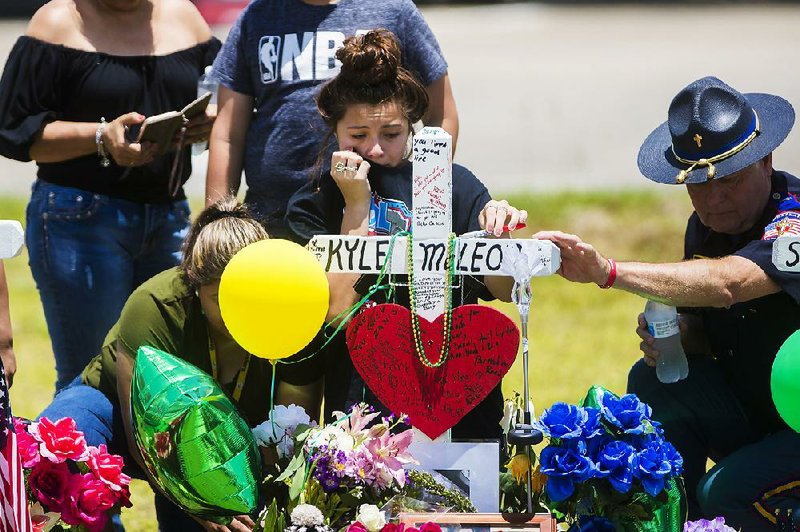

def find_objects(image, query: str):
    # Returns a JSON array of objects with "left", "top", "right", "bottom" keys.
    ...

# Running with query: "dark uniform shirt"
[
  {"left": 285, "top": 161, "right": 504, "bottom": 440},
  {"left": 684, "top": 170, "right": 800, "bottom": 435}
]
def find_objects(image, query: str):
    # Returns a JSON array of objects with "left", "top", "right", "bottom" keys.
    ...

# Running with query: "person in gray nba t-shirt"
[{"left": 206, "top": 0, "right": 457, "bottom": 238}]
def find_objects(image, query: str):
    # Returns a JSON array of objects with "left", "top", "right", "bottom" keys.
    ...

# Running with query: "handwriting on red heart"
[{"left": 346, "top": 303, "right": 519, "bottom": 439}]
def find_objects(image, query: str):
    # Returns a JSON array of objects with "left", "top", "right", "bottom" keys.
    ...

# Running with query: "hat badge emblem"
[{"left": 693, "top": 133, "right": 703, "bottom": 148}]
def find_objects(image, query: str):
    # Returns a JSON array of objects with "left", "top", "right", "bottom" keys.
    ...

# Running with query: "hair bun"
[{"left": 336, "top": 29, "right": 401, "bottom": 86}]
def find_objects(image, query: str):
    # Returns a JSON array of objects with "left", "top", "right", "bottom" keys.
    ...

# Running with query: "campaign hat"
[{"left": 638, "top": 76, "right": 795, "bottom": 184}]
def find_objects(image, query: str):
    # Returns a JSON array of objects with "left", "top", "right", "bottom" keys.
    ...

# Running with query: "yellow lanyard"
[{"left": 208, "top": 333, "right": 251, "bottom": 403}]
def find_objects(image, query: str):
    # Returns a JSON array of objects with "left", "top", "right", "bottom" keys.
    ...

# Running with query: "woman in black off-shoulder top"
[{"left": 0, "top": 0, "right": 220, "bottom": 399}]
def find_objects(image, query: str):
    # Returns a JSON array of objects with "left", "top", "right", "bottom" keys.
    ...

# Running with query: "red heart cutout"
[{"left": 346, "top": 303, "right": 519, "bottom": 439}]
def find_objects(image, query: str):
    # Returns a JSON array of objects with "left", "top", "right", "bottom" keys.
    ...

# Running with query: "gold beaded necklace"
[{"left": 406, "top": 232, "right": 456, "bottom": 368}]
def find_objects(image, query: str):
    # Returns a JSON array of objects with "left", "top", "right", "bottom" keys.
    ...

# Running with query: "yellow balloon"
[{"left": 219, "top": 239, "right": 329, "bottom": 360}]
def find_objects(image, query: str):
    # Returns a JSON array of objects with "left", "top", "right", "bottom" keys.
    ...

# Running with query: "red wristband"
[{"left": 599, "top": 258, "right": 617, "bottom": 289}]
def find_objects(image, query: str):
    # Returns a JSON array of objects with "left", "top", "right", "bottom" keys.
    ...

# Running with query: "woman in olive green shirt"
[{"left": 41, "top": 197, "right": 313, "bottom": 531}]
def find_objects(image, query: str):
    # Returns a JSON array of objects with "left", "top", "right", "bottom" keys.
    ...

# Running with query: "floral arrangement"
[
  {"left": 14, "top": 416, "right": 132, "bottom": 532},
  {"left": 253, "top": 404, "right": 473, "bottom": 532},
  {"left": 530, "top": 387, "right": 685, "bottom": 530}
]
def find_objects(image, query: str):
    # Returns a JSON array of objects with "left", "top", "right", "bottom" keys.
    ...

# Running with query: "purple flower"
[
  {"left": 593, "top": 440, "right": 635, "bottom": 494},
  {"left": 536, "top": 403, "right": 590, "bottom": 440},
  {"left": 633, "top": 439, "right": 682, "bottom": 496},
  {"left": 539, "top": 445, "right": 595, "bottom": 502},
  {"left": 683, "top": 517, "right": 736, "bottom": 532},
  {"left": 345, "top": 449, "right": 378, "bottom": 486},
  {"left": 318, "top": 469, "right": 341, "bottom": 492},
  {"left": 600, "top": 393, "right": 652, "bottom": 435},
  {"left": 312, "top": 446, "right": 349, "bottom": 491}
]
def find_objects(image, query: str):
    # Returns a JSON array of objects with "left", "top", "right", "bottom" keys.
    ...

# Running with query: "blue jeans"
[
  {"left": 26, "top": 181, "right": 191, "bottom": 391},
  {"left": 40, "top": 378, "right": 205, "bottom": 531}
]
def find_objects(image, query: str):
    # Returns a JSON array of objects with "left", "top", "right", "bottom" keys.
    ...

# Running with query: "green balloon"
[
  {"left": 131, "top": 346, "right": 261, "bottom": 521},
  {"left": 772, "top": 330, "right": 800, "bottom": 432}
]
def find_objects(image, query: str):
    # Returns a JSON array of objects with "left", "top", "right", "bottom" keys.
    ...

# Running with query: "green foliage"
[
  {"left": 402, "top": 470, "right": 476, "bottom": 513},
  {"left": 0, "top": 189, "right": 692, "bottom": 531},
  {"left": 257, "top": 499, "right": 286, "bottom": 532}
]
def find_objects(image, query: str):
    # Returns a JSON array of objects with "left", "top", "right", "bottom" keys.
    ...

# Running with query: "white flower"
[
  {"left": 309, "top": 424, "right": 355, "bottom": 452},
  {"left": 252, "top": 404, "right": 312, "bottom": 458},
  {"left": 290, "top": 504, "right": 324, "bottom": 527},
  {"left": 356, "top": 504, "right": 386, "bottom": 532},
  {"left": 500, "top": 398, "right": 518, "bottom": 434}
]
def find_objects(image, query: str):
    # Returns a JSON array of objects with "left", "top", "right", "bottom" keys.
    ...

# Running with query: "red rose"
[
  {"left": 419, "top": 523, "right": 442, "bottom": 532},
  {"left": 87, "top": 444, "right": 131, "bottom": 493},
  {"left": 347, "top": 521, "right": 370, "bottom": 532},
  {"left": 27, "top": 460, "right": 71, "bottom": 511},
  {"left": 14, "top": 418, "right": 41, "bottom": 468},
  {"left": 381, "top": 523, "right": 406, "bottom": 532},
  {"left": 60, "top": 473, "right": 116, "bottom": 532},
  {"left": 30, "top": 417, "right": 89, "bottom": 463}
]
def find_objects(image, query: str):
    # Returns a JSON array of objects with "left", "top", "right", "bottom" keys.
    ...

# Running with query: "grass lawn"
[{"left": 0, "top": 188, "right": 693, "bottom": 531}]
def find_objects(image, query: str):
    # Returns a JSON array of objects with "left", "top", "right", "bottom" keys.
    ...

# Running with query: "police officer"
[{"left": 535, "top": 76, "right": 800, "bottom": 530}]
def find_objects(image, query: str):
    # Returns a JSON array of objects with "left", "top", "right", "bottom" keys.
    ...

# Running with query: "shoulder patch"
[
  {"left": 778, "top": 192, "right": 800, "bottom": 212},
  {"left": 763, "top": 210, "right": 800, "bottom": 240}
]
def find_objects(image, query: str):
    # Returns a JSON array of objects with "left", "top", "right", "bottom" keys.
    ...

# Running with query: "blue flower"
[
  {"left": 536, "top": 403, "right": 590, "bottom": 440},
  {"left": 568, "top": 515, "right": 617, "bottom": 532},
  {"left": 633, "top": 439, "right": 682, "bottom": 496},
  {"left": 581, "top": 407, "right": 604, "bottom": 440},
  {"left": 600, "top": 393, "right": 652, "bottom": 435},
  {"left": 539, "top": 445, "right": 595, "bottom": 502},
  {"left": 594, "top": 440, "right": 635, "bottom": 494}
]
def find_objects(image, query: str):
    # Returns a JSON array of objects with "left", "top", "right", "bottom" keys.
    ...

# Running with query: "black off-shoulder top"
[{"left": 0, "top": 36, "right": 221, "bottom": 203}]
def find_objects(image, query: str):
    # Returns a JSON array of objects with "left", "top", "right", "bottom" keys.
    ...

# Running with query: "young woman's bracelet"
[{"left": 96, "top": 117, "right": 111, "bottom": 168}]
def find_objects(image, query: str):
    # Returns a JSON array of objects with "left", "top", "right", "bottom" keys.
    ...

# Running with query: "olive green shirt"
[{"left": 81, "top": 267, "right": 274, "bottom": 426}]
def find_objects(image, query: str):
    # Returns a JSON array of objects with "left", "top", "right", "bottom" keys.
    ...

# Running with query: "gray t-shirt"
[{"left": 213, "top": 0, "right": 448, "bottom": 234}]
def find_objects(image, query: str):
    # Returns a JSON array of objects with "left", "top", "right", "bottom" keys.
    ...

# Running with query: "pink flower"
[
  {"left": 381, "top": 523, "right": 406, "bottom": 532},
  {"left": 27, "top": 460, "right": 71, "bottom": 511},
  {"left": 29, "top": 417, "right": 89, "bottom": 463},
  {"left": 419, "top": 523, "right": 442, "bottom": 532},
  {"left": 60, "top": 473, "right": 117, "bottom": 532},
  {"left": 345, "top": 449, "right": 378, "bottom": 485},
  {"left": 87, "top": 444, "right": 131, "bottom": 493},
  {"left": 364, "top": 429, "right": 416, "bottom": 486},
  {"left": 347, "top": 521, "right": 370, "bottom": 532},
  {"left": 14, "top": 418, "right": 41, "bottom": 468}
]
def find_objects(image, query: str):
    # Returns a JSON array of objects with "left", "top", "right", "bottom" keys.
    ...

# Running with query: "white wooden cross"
[
  {"left": 307, "top": 127, "right": 560, "bottom": 442},
  {"left": 307, "top": 128, "right": 561, "bottom": 442},
  {"left": 774, "top": 237, "right": 800, "bottom": 272},
  {"left": 308, "top": 127, "right": 560, "bottom": 322}
]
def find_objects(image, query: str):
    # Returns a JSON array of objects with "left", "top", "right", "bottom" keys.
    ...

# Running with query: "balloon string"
[
  {"left": 269, "top": 365, "right": 277, "bottom": 437},
  {"left": 277, "top": 230, "right": 410, "bottom": 366}
]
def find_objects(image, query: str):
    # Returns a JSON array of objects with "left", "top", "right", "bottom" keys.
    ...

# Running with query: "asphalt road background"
[{"left": 1, "top": 3, "right": 800, "bottom": 198}]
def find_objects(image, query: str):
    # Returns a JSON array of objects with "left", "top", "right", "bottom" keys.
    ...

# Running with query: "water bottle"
[
  {"left": 643, "top": 300, "right": 689, "bottom": 383},
  {"left": 192, "top": 65, "right": 218, "bottom": 156}
]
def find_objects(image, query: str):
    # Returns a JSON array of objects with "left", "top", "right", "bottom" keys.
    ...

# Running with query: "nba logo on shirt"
[{"left": 259, "top": 36, "right": 281, "bottom": 84}]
